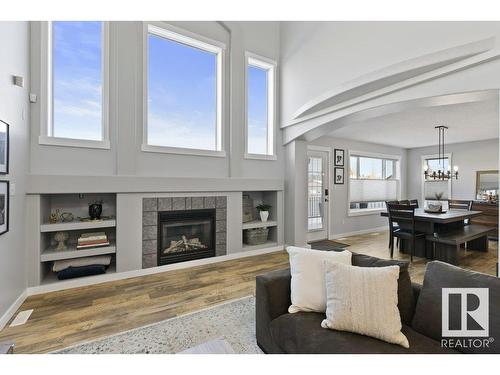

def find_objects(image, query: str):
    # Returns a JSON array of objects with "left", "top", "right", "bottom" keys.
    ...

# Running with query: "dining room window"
[{"left": 349, "top": 154, "right": 400, "bottom": 215}]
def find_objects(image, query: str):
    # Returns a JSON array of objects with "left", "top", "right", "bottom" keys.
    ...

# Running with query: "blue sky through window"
[
  {"left": 148, "top": 33, "right": 217, "bottom": 150},
  {"left": 247, "top": 65, "right": 268, "bottom": 154},
  {"left": 52, "top": 21, "right": 103, "bottom": 140}
]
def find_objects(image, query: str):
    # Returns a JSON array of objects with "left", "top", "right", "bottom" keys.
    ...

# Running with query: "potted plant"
[{"left": 256, "top": 203, "right": 271, "bottom": 222}]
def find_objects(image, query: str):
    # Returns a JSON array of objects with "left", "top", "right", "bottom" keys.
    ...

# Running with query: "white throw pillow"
[
  {"left": 321, "top": 261, "right": 409, "bottom": 348},
  {"left": 287, "top": 246, "right": 352, "bottom": 313}
]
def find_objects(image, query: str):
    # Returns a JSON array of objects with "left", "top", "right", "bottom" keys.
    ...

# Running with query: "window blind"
[
  {"left": 424, "top": 180, "right": 449, "bottom": 200},
  {"left": 350, "top": 179, "right": 398, "bottom": 203}
]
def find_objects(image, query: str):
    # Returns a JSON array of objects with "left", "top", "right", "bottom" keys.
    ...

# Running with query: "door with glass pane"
[{"left": 307, "top": 151, "right": 329, "bottom": 241}]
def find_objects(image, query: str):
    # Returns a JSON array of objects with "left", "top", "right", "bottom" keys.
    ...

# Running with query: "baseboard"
[
  {"left": 0, "top": 290, "right": 28, "bottom": 331},
  {"left": 27, "top": 245, "right": 285, "bottom": 296},
  {"left": 329, "top": 226, "right": 388, "bottom": 240}
]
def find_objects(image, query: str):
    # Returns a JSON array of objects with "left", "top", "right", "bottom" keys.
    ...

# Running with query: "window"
[
  {"left": 349, "top": 154, "right": 400, "bottom": 215},
  {"left": 40, "top": 21, "right": 109, "bottom": 148},
  {"left": 144, "top": 24, "right": 224, "bottom": 156},
  {"left": 245, "top": 53, "right": 276, "bottom": 159},
  {"left": 423, "top": 156, "right": 451, "bottom": 205}
]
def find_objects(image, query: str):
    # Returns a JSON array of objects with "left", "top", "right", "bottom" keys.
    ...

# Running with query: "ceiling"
[{"left": 328, "top": 96, "right": 499, "bottom": 148}]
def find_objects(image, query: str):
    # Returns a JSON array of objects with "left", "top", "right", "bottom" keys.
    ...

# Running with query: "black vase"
[{"left": 89, "top": 203, "right": 103, "bottom": 220}]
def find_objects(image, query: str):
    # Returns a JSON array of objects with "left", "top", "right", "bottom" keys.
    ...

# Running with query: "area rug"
[
  {"left": 309, "top": 239, "right": 350, "bottom": 251},
  {"left": 55, "top": 296, "right": 262, "bottom": 354}
]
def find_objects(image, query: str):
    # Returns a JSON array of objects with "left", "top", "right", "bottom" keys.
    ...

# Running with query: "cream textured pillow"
[
  {"left": 321, "top": 261, "right": 409, "bottom": 348},
  {"left": 287, "top": 246, "right": 352, "bottom": 313}
]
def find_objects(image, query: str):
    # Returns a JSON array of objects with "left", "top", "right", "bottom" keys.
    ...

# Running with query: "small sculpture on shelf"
[
  {"left": 256, "top": 203, "right": 271, "bottom": 223},
  {"left": 49, "top": 209, "right": 60, "bottom": 224},
  {"left": 88, "top": 200, "right": 103, "bottom": 220},
  {"left": 60, "top": 212, "right": 74, "bottom": 222},
  {"left": 54, "top": 231, "right": 69, "bottom": 251}
]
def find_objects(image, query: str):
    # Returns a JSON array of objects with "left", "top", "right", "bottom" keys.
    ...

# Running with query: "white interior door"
[{"left": 307, "top": 150, "right": 329, "bottom": 242}]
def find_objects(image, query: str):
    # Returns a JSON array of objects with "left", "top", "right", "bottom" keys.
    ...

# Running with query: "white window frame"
[
  {"left": 347, "top": 150, "right": 402, "bottom": 217},
  {"left": 244, "top": 52, "right": 277, "bottom": 160},
  {"left": 38, "top": 21, "right": 111, "bottom": 149},
  {"left": 142, "top": 22, "right": 226, "bottom": 158}
]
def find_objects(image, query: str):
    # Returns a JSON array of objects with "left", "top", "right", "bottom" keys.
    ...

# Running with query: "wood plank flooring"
[{"left": 0, "top": 230, "right": 496, "bottom": 353}]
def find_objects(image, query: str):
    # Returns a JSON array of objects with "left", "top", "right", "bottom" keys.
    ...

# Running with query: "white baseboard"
[
  {"left": 27, "top": 245, "right": 285, "bottom": 296},
  {"left": 0, "top": 290, "right": 28, "bottom": 331},
  {"left": 329, "top": 226, "right": 388, "bottom": 240}
]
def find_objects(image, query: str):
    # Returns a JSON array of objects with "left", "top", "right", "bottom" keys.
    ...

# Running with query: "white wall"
[
  {"left": 0, "top": 22, "right": 29, "bottom": 322},
  {"left": 280, "top": 21, "right": 500, "bottom": 123},
  {"left": 29, "top": 21, "right": 284, "bottom": 180},
  {"left": 309, "top": 136, "right": 407, "bottom": 237},
  {"left": 407, "top": 139, "right": 499, "bottom": 201}
]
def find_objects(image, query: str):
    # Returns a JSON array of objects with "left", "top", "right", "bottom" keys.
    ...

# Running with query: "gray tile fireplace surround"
[{"left": 142, "top": 196, "right": 227, "bottom": 268}]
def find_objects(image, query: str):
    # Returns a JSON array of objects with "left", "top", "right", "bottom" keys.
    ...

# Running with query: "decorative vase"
[
  {"left": 54, "top": 231, "right": 69, "bottom": 251},
  {"left": 89, "top": 203, "right": 103, "bottom": 220},
  {"left": 260, "top": 211, "right": 269, "bottom": 222}
]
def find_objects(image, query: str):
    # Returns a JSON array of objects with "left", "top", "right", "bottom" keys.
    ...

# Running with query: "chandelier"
[{"left": 424, "top": 125, "right": 459, "bottom": 180}]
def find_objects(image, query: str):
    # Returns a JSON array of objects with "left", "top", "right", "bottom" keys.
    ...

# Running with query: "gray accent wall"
[
  {"left": 29, "top": 21, "right": 284, "bottom": 180},
  {"left": 0, "top": 22, "right": 29, "bottom": 322}
]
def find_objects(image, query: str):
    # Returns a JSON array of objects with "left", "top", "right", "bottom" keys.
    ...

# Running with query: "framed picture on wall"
[
  {"left": 0, "top": 120, "right": 9, "bottom": 175},
  {"left": 334, "top": 167, "right": 344, "bottom": 185},
  {"left": 334, "top": 149, "right": 344, "bottom": 166},
  {"left": 0, "top": 180, "right": 9, "bottom": 235}
]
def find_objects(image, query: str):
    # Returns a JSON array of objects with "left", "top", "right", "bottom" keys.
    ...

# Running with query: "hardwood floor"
[{"left": 0, "top": 230, "right": 496, "bottom": 353}]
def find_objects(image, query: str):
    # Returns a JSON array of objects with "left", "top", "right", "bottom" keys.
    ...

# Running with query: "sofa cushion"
[
  {"left": 269, "top": 312, "right": 457, "bottom": 354},
  {"left": 412, "top": 261, "right": 500, "bottom": 353},
  {"left": 352, "top": 253, "right": 414, "bottom": 325}
]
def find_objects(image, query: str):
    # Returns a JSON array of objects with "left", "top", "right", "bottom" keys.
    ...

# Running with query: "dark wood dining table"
[{"left": 380, "top": 209, "right": 483, "bottom": 260}]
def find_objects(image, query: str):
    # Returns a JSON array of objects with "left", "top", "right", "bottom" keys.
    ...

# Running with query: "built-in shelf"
[
  {"left": 41, "top": 244, "right": 117, "bottom": 262},
  {"left": 41, "top": 264, "right": 116, "bottom": 285},
  {"left": 242, "top": 220, "right": 278, "bottom": 230},
  {"left": 242, "top": 241, "right": 278, "bottom": 251},
  {"left": 40, "top": 219, "right": 116, "bottom": 233}
]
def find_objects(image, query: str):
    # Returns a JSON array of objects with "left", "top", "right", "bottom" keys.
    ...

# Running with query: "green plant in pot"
[{"left": 256, "top": 203, "right": 271, "bottom": 222}]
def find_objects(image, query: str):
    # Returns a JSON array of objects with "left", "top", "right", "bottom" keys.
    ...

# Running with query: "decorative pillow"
[
  {"left": 321, "top": 261, "right": 409, "bottom": 348},
  {"left": 287, "top": 246, "right": 352, "bottom": 313}
]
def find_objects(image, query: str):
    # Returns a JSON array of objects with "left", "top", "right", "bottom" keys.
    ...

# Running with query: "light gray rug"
[{"left": 56, "top": 296, "right": 262, "bottom": 354}]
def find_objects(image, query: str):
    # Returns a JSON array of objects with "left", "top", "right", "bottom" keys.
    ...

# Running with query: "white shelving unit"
[
  {"left": 242, "top": 220, "right": 277, "bottom": 230},
  {"left": 41, "top": 243, "right": 117, "bottom": 262},
  {"left": 40, "top": 219, "right": 116, "bottom": 233},
  {"left": 34, "top": 193, "right": 118, "bottom": 286}
]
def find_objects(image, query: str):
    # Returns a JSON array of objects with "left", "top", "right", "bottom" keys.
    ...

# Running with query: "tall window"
[
  {"left": 145, "top": 24, "right": 224, "bottom": 154},
  {"left": 245, "top": 53, "right": 276, "bottom": 158},
  {"left": 423, "top": 156, "right": 450, "bottom": 205},
  {"left": 349, "top": 154, "right": 400, "bottom": 214},
  {"left": 48, "top": 21, "right": 107, "bottom": 144}
]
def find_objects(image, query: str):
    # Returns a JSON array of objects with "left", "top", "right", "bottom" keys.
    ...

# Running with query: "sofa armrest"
[
  {"left": 255, "top": 268, "right": 291, "bottom": 353},
  {"left": 412, "top": 282, "right": 422, "bottom": 306}
]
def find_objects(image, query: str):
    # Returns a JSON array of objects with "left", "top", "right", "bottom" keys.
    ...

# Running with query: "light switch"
[{"left": 29, "top": 93, "right": 37, "bottom": 103}]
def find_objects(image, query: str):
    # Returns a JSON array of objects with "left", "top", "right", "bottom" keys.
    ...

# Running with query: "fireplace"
[{"left": 157, "top": 209, "right": 216, "bottom": 265}]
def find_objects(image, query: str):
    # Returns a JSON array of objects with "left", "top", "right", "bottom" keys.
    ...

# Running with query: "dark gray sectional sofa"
[{"left": 256, "top": 253, "right": 500, "bottom": 354}]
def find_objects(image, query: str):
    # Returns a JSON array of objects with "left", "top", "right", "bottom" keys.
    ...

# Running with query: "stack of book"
[{"left": 77, "top": 232, "right": 110, "bottom": 249}]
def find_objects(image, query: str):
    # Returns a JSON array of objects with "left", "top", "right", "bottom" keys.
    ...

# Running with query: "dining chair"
[
  {"left": 385, "top": 201, "right": 400, "bottom": 249},
  {"left": 387, "top": 204, "right": 426, "bottom": 262},
  {"left": 448, "top": 199, "right": 473, "bottom": 225},
  {"left": 409, "top": 199, "right": 419, "bottom": 208},
  {"left": 399, "top": 200, "right": 410, "bottom": 205}
]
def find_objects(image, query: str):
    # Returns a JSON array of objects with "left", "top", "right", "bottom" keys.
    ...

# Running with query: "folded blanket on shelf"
[
  {"left": 57, "top": 265, "right": 107, "bottom": 280},
  {"left": 52, "top": 255, "right": 112, "bottom": 272}
]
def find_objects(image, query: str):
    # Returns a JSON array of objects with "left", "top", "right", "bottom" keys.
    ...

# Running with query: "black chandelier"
[{"left": 424, "top": 125, "right": 459, "bottom": 180}]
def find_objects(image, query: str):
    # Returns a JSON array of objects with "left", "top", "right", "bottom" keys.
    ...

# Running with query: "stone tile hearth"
[{"left": 142, "top": 196, "right": 227, "bottom": 268}]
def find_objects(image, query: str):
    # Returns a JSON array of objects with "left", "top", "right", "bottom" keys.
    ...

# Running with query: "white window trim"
[
  {"left": 142, "top": 22, "right": 226, "bottom": 158},
  {"left": 347, "top": 149, "right": 402, "bottom": 217},
  {"left": 244, "top": 51, "right": 277, "bottom": 161},
  {"left": 38, "top": 21, "right": 111, "bottom": 150},
  {"left": 421, "top": 153, "right": 453, "bottom": 204}
]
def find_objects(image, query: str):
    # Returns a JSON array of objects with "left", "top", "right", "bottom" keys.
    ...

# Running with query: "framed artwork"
[
  {"left": 0, "top": 120, "right": 9, "bottom": 175},
  {"left": 334, "top": 167, "right": 344, "bottom": 185},
  {"left": 0, "top": 180, "right": 9, "bottom": 235},
  {"left": 334, "top": 149, "right": 344, "bottom": 166}
]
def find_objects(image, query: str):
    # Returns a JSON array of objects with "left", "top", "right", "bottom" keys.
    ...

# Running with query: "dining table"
[{"left": 380, "top": 208, "right": 484, "bottom": 261}]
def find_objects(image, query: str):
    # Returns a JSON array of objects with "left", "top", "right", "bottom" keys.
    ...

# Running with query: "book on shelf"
[{"left": 77, "top": 231, "right": 110, "bottom": 249}]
